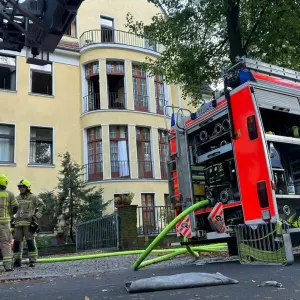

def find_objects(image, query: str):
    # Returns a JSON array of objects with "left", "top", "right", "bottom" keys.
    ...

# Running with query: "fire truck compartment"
[{"left": 187, "top": 108, "right": 243, "bottom": 234}]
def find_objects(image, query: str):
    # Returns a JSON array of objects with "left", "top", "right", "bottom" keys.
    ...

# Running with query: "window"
[
  {"left": 110, "top": 126, "right": 130, "bottom": 178},
  {"left": 136, "top": 127, "right": 153, "bottom": 178},
  {"left": 29, "top": 127, "right": 53, "bottom": 164},
  {"left": 106, "top": 61, "right": 125, "bottom": 109},
  {"left": 141, "top": 193, "right": 156, "bottom": 233},
  {"left": 85, "top": 62, "right": 100, "bottom": 112},
  {"left": 87, "top": 126, "right": 103, "bottom": 180},
  {"left": 132, "top": 64, "right": 148, "bottom": 112},
  {"left": 0, "top": 124, "right": 15, "bottom": 163},
  {"left": 158, "top": 130, "right": 169, "bottom": 179},
  {"left": 164, "top": 194, "right": 171, "bottom": 206},
  {"left": 154, "top": 74, "right": 165, "bottom": 114},
  {"left": 65, "top": 18, "right": 77, "bottom": 38},
  {"left": 30, "top": 63, "right": 53, "bottom": 96},
  {"left": 100, "top": 16, "right": 114, "bottom": 43},
  {"left": 0, "top": 55, "right": 16, "bottom": 91}
]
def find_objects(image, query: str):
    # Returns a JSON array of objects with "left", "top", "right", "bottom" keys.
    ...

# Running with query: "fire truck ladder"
[{"left": 229, "top": 57, "right": 300, "bottom": 83}]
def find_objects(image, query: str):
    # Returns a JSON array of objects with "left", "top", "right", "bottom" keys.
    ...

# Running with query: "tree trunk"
[
  {"left": 226, "top": 0, "right": 245, "bottom": 63},
  {"left": 69, "top": 191, "right": 75, "bottom": 243}
]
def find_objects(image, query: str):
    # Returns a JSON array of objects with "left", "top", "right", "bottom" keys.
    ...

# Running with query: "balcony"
[
  {"left": 108, "top": 92, "right": 126, "bottom": 109},
  {"left": 134, "top": 94, "right": 149, "bottom": 112},
  {"left": 83, "top": 93, "right": 100, "bottom": 113},
  {"left": 111, "top": 160, "right": 130, "bottom": 179},
  {"left": 160, "top": 161, "right": 168, "bottom": 179},
  {"left": 138, "top": 160, "right": 153, "bottom": 179},
  {"left": 80, "top": 29, "right": 164, "bottom": 53},
  {"left": 84, "top": 161, "right": 103, "bottom": 181}
]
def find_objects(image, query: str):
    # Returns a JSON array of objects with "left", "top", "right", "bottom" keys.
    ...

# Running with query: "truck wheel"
[{"left": 227, "top": 239, "right": 238, "bottom": 256}]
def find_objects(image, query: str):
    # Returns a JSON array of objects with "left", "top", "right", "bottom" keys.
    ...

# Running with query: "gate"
[{"left": 76, "top": 213, "right": 120, "bottom": 252}]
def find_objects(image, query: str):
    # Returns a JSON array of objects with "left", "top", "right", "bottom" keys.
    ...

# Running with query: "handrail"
[{"left": 79, "top": 29, "right": 165, "bottom": 53}]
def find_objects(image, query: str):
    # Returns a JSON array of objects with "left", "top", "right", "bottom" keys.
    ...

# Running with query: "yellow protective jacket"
[
  {"left": 15, "top": 193, "right": 45, "bottom": 227},
  {"left": 0, "top": 189, "right": 19, "bottom": 224}
]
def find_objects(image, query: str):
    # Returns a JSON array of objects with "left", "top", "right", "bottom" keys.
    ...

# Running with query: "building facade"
[{"left": 0, "top": 0, "right": 211, "bottom": 213}]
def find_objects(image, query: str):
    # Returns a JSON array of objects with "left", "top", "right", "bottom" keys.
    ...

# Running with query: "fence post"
[{"left": 118, "top": 205, "right": 138, "bottom": 250}]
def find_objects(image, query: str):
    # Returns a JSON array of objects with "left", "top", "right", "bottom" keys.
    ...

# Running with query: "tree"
[
  {"left": 55, "top": 152, "right": 111, "bottom": 242},
  {"left": 126, "top": 0, "right": 300, "bottom": 105}
]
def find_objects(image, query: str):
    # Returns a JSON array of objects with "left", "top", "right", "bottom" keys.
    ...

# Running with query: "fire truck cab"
[{"left": 167, "top": 58, "right": 300, "bottom": 265}]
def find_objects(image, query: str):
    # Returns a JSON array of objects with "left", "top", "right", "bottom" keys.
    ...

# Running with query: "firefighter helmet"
[
  {"left": 17, "top": 179, "right": 31, "bottom": 191},
  {"left": 0, "top": 173, "right": 8, "bottom": 188}
]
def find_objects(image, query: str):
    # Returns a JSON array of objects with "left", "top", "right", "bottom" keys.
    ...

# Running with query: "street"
[{"left": 1, "top": 256, "right": 300, "bottom": 300}]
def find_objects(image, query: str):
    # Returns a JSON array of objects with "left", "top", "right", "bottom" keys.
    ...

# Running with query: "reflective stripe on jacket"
[{"left": 0, "top": 190, "right": 18, "bottom": 224}]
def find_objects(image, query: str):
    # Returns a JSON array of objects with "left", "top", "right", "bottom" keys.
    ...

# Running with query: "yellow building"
[{"left": 0, "top": 0, "right": 212, "bottom": 213}]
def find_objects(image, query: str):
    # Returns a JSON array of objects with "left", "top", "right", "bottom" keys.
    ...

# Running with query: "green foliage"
[
  {"left": 120, "top": 192, "right": 135, "bottom": 205},
  {"left": 55, "top": 152, "right": 112, "bottom": 241},
  {"left": 38, "top": 190, "right": 57, "bottom": 231},
  {"left": 35, "top": 235, "right": 53, "bottom": 248},
  {"left": 126, "top": 0, "right": 300, "bottom": 106},
  {"left": 38, "top": 152, "right": 112, "bottom": 242}
]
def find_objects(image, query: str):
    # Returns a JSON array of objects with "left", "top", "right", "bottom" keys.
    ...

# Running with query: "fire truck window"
[
  {"left": 257, "top": 181, "right": 269, "bottom": 208},
  {"left": 247, "top": 115, "right": 258, "bottom": 140}
]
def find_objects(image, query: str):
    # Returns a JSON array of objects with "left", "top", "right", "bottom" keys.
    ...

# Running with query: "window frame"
[
  {"left": 132, "top": 63, "right": 148, "bottom": 112},
  {"left": 109, "top": 125, "right": 130, "bottom": 179},
  {"left": 154, "top": 74, "right": 165, "bottom": 114},
  {"left": 0, "top": 123, "right": 16, "bottom": 164},
  {"left": 64, "top": 17, "right": 77, "bottom": 38},
  {"left": 28, "top": 125, "right": 54, "bottom": 166},
  {"left": 141, "top": 193, "right": 156, "bottom": 232},
  {"left": 158, "top": 129, "right": 169, "bottom": 179},
  {"left": 0, "top": 54, "right": 17, "bottom": 92},
  {"left": 136, "top": 127, "right": 153, "bottom": 178},
  {"left": 87, "top": 126, "right": 103, "bottom": 181},
  {"left": 29, "top": 63, "right": 53, "bottom": 97}
]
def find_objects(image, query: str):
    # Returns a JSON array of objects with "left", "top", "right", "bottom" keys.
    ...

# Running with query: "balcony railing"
[
  {"left": 137, "top": 205, "right": 175, "bottom": 236},
  {"left": 84, "top": 162, "right": 103, "bottom": 181},
  {"left": 111, "top": 160, "right": 130, "bottom": 179},
  {"left": 108, "top": 92, "right": 126, "bottom": 109},
  {"left": 138, "top": 160, "right": 153, "bottom": 179},
  {"left": 80, "top": 29, "right": 165, "bottom": 53},
  {"left": 134, "top": 94, "right": 149, "bottom": 112},
  {"left": 83, "top": 93, "right": 100, "bottom": 113},
  {"left": 160, "top": 161, "right": 168, "bottom": 179}
]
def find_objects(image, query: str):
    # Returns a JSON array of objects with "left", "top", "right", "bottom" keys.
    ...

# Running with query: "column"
[
  {"left": 151, "top": 126, "right": 161, "bottom": 179},
  {"left": 102, "top": 124, "right": 111, "bottom": 179},
  {"left": 125, "top": 60, "right": 134, "bottom": 110},
  {"left": 149, "top": 75, "right": 156, "bottom": 113},
  {"left": 99, "top": 58, "right": 108, "bottom": 109},
  {"left": 128, "top": 124, "right": 138, "bottom": 178}
]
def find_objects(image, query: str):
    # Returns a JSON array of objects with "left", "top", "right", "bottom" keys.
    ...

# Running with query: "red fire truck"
[{"left": 166, "top": 58, "right": 300, "bottom": 265}]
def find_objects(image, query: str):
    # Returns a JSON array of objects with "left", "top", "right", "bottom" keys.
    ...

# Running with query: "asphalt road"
[{"left": 2, "top": 257, "right": 300, "bottom": 300}]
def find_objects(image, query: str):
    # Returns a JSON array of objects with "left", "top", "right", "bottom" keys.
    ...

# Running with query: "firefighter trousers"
[
  {"left": 0, "top": 223, "right": 13, "bottom": 270},
  {"left": 13, "top": 226, "right": 38, "bottom": 262}
]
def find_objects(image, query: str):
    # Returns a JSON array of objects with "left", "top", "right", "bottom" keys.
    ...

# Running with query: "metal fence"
[
  {"left": 76, "top": 213, "right": 119, "bottom": 252},
  {"left": 137, "top": 206, "right": 176, "bottom": 236}
]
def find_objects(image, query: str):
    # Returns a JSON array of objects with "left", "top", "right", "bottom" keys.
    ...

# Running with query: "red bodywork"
[{"left": 230, "top": 86, "right": 276, "bottom": 223}]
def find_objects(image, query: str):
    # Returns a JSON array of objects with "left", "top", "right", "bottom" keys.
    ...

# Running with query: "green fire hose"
[{"left": 132, "top": 200, "right": 210, "bottom": 270}]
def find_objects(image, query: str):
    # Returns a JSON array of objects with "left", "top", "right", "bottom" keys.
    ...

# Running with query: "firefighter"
[
  {"left": 13, "top": 179, "right": 45, "bottom": 268},
  {"left": 0, "top": 174, "right": 19, "bottom": 272}
]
